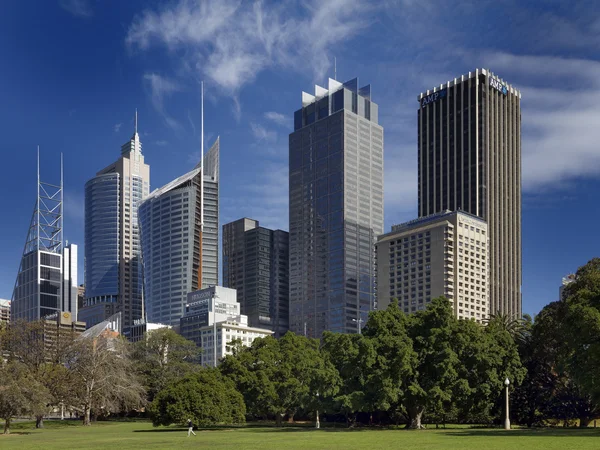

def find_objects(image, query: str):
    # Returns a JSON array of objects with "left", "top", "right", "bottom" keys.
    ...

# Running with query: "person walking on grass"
[{"left": 187, "top": 419, "right": 196, "bottom": 437}]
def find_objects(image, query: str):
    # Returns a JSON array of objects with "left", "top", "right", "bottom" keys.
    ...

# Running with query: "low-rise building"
[
  {"left": 376, "top": 210, "right": 489, "bottom": 323},
  {"left": 127, "top": 319, "right": 171, "bottom": 343},
  {"left": 180, "top": 286, "right": 273, "bottom": 366}
]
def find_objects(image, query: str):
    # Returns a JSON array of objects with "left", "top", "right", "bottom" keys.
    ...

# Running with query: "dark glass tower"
[
  {"left": 222, "top": 218, "right": 289, "bottom": 337},
  {"left": 417, "top": 68, "right": 522, "bottom": 317},
  {"left": 289, "top": 78, "right": 384, "bottom": 337}
]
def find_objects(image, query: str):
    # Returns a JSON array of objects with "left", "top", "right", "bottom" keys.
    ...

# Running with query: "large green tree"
[
  {"left": 149, "top": 368, "right": 245, "bottom": 427},
  {"left": 132, "top": 328, "right": 201, "bottom": 402},
  {"left": 220, "top": 332, "right": 339, "bottom": 426}
]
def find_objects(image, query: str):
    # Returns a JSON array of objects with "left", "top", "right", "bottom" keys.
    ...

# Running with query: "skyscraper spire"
[{"left": 135, "top": 108, "right": 138, "bottom": 135}]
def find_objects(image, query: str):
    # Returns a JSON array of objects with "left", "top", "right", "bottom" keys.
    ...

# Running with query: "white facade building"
[{"left": 180, "top": 286, "right": 273, "bottom": 366}]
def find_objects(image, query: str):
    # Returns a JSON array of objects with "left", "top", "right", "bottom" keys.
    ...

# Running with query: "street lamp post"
[
  {"left": 315, "top": 392, "right": 320, "bottom": 429},
  {"left": 352, "top": 317, "right": 364, "bottom": 334},
  {"left": 504, "top": 378, "right": 511, "bottom": 430}
]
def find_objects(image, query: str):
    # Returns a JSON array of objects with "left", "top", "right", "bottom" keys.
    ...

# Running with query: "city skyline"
[{"left": 1, "top": 1, "right": 600, "bottom": 319}]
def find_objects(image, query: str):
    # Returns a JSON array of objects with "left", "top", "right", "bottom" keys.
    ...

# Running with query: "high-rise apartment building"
[
  {"left": 417, "top": 69, "right": 521, "bottom": 317},
  {"left": 12, "top": 154, "right": 79, "bottom": 322},
  {"left": 223, "top": 218, "right": 289, "bottom": 337},
  {"left": 82, "top": 115, "right": 150, "bottom": 330},
  {"left": 289, "top": 78, "right": 384, "bottom": 337},
  {"left": 139, "top": 138, "right": 219, "bottom": 326},
  {"left": 0, "top": 299, "right": 10, "bottom": 325},
  {"left": 377, "top": 210, "right": 489, "bottom": 322}
]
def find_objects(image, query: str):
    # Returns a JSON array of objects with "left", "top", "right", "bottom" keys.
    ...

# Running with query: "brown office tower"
[{"left": 417, "top": 69, "right": 521, "bottom": 317}]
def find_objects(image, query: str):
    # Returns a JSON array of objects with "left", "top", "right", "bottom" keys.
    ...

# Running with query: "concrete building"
[
  {"left": 128, "top": 319, "right": 171, "bottom": 343},
  {"left": 559, "top": 274, "right": 576, "bottom": 301},
  {"left": 417, "top": 69, "right": 521, "bottom": 317},
  {"left": 223, "top": 218, "right": 289, "bottom": 337},
  {"left": 377, "top": 210, "right": 489, "bottom": 323},
  {"left": 82, "top": 113, "right": 150, "bottom": 331},
  {"left": 0, "top": 299, "right": 10, "bottom": 324},
  {"left": 12, "top": 154, "right": 79, "bottom": 322},
  {"left": 42, "top": 311, "right": 87, "bottom": 356},
  {"left": 139, "top": 138, "right": 219, "bottom": 326},
  {"left": 180, "top": 286, "right": 272, "bottom": 366},
  {"left": 289, "top": 77, "right": 384, "bottom": 337}
]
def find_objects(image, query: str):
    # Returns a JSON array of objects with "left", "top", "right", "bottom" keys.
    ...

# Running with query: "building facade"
[
  {"left": 289, "top": 77, "right": 384, "bottom": 337},
  {"left": 179, "top": 286, "right": 272, "bottom": 366},
  {"left": 559, "top": 273, "right": 576, "bottom": 301},
  {"left": 377, "top": 211, "right": 488, "bottom": 322},
  {"left": 83, "top": 116, "right": 150, "bottom": 330},
  {"left": 417, "top": 69, "right": 521, "bottom": 317},
  {"left": 0, "top": 299, "right": 10, "bottom": 325},
  {"left": 139, "top": 139, "right": 219, "bottom": 326},
  {"left": 12, "top": 155, "right": 79, "bottom": 322},
  {"left": 222, "top": 218, "right": 289, "bottom": 337}
]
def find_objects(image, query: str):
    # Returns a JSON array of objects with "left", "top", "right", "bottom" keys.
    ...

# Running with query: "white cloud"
[
  {"left": 127, "top": 0, "right": 373, "bottom": 95},
  {"left": 250, "top": 123, "right": 277, "bottom": 143},
  {"left": 264, "top": 111, "right": 290, "bottom": 128},
  {"left": 143, "top": 73, "right": 182, "bottom": 130},
  {"left": 114, "top": 123, "right": 122, "bottom": 133},
  {"left": 479, "top": 52, "right": 600, "bottom": 191},
  {"left": 59, "top": 0, "right": 93, "bottom": 18}
]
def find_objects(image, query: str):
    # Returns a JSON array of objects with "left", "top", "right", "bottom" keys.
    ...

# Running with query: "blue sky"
[{"left": 1, "top": 0, "right": 599, "bottom": 318}]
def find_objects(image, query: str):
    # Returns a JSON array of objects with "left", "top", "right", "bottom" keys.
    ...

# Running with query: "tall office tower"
[
  {"left": 417, "top": 69, "right": 521, "bottom": 317},
  {"left": 62, "top": 243, "right": 78, "bottom": 320},
  {"left": 82, "top": 114, "right": 150, "bottom": 330},
  {"left": 223, "top": 218, "right": 289, "bottom": 337},
  {"left": 376, "top": 211, "right": 489, "bottom": 323},
  {"left": 139, "top": 138, "right": 220, "bottom": 326},
  {"left": 289, "top": 78, "right": 384, "bottom": 337},
  {"left": 12, "top": 153, "right": 79, "bottom": 321}
]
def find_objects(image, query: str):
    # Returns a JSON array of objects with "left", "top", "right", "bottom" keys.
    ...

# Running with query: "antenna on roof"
[
  {"left": 334, "top": 57, "right": 337, "bottom": 81},
  {"left": 135, "top": 108, "right": 138, "bottom": 134}
]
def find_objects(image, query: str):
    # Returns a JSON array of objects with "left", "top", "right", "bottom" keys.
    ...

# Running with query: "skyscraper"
[
  {"left": 223, "top": 218, "right": 289, "bottom": 337},
  {"left": 289, "top": 78, "right": 384, "bottom": 337},
  {"left": 12, "top": 153, "right": 79, "bottom": 322},
  {"left": 82, "top": 114, "right": 150, "bottom": 330},
  {"left": 138, "top": 138, "right": 219, "bottom": 326},
  {"left": 417, "top": 68, "right": 521, "bottom": 317}
]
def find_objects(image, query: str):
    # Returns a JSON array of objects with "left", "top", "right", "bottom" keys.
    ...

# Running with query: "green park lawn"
[{"left": 2, "top": 420, "right": 600, "bottom": 450}]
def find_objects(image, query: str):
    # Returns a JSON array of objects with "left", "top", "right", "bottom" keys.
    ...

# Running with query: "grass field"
[{"left": 2, "top": 420, "right": 600, "bottom": 449}]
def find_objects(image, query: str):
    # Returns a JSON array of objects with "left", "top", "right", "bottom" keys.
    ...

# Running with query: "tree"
[
  {"left": 0, "top": 361, "right": 50, "bottom": 434},
  {"left": 66, "top": 334, "right": 146, "bottom": 425},
  {"left": 359, "top": 300, "right": 416, "bottom": 425},
  {"left": 149, "top": 368, "right": 245, "bottom": 427},
  {"left": 220, "top": 332, "right": 339, "bottom": 426},
  {"left": 1, "top": 319, "right": 77, "bottom": 428},
  {"left": 402, "top": 297, "right": 459, "bottom": 429},
  {"left": 132, "top": 328, "right": 201, "bottom": 402}
]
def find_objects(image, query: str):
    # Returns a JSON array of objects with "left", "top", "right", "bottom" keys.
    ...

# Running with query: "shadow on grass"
[
  {"left": 134, "top": 426, "right": 381, "bottom": 434},
  {"left": 443, "top": 428, "right": 600, "bottom": 438}
]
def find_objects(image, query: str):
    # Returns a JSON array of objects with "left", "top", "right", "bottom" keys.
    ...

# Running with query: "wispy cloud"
[
  {"left": 114, "top": 123, "right": 122, "bottom": 133},
  {"left": 477, "top": 52, "right": 600, "bottom": 192},
  {"left": 143, "top": 73, "right": 182, "bottom": 130},
  {"left": 126, "top": 0, "right": 373, "bottom": 96},
  {"left": 59, "top": 0, "right": 93, "bottom": 18},
  {"left": 155, "top": 140, "right": 168, "bottom": 146},
  {"left": 264, "top": 111, "right": 290, "bottom": 128},
  {"left": 250, "top": 123, "right": 277, "bottom": 143}
]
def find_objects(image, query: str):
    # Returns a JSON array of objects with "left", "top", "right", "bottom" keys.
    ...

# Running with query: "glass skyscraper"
[
  {"left": 12, "top": 154, "right": 79, "bottom": 322},
  {"left": 82, "top": 117, "right": 150, "bottom": 330},
  {"left": 223, "top": 218, "right": 289, "bottom": 337},
  {"left": 139, "top": 138, "right": 219, "bottom": 326},
  {"left": 289, "top": 78, "right": 384, "bottom": 337}
]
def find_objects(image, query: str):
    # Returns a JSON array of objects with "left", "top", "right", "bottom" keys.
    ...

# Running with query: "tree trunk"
[
  {"left": 3, "top": 418, "right": 10, "bottom": 435},
  {"left": 580, "top": 417, "right": 591, "bottom": 428},
  {"left": 275, "top": 413, "right": 283, "bottom": 427},
  {"left": 83, "top": 406, "right": 91, "bottom": 426},
  {"left": 406, "top": 406, "right": 425, "bottom": 429},
  {"left": 287, "top": 413, "right": 295, "bottom": 423},
  {"left": 36, "top": 415, "right": 44, "bottom": 428}
]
